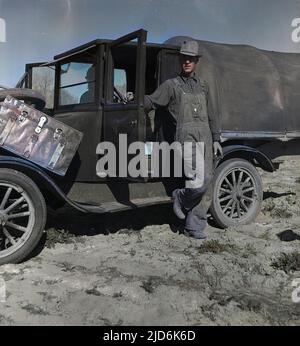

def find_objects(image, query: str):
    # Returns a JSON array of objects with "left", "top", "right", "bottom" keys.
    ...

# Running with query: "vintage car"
[{"left": 0, "top": 29, "right": 299, "bottom": 264}]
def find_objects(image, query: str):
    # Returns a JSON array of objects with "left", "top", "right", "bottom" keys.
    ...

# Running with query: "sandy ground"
[{"left": 0, "top": 159, "right": 300, "bottom": 326}]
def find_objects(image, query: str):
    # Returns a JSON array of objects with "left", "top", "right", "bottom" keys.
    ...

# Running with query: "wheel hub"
[
  {"left": 0, "top": 210, "right": 8, "bottom": 226},
  {"left": 232, "top": 188, "right": 242, "bottom": 201}
]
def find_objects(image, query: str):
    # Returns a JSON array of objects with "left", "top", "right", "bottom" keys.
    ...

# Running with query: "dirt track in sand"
[{"left": 0, "top": 159, "right": 300, "bottom": 325}]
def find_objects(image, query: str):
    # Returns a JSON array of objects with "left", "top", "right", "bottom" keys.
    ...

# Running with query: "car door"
[{"left": 101, "top": 29, "right": 147, "bottom": 179}]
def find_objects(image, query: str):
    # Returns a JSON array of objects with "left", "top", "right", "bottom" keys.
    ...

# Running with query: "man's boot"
[
  {"left": 172, "top": 189, "right": 186, "bottom": 220},
  {"left": 169, "top": 222, "right": 185, "bottom": 234},
  {"left": 184, "top": 228, "right": 207, "bottom": 239}
]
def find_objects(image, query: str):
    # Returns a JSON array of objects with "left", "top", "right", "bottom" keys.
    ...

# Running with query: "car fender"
[
  {"left": 216, "top": 145, "right": 275, "bottom": 172},
  {"left": 0, "top": 155, "right": 87, "bottom": 212}
]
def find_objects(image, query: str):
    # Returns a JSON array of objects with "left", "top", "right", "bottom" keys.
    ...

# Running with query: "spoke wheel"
[
  {"left": 0, "top": 169, "right": 46, "bottom": 264},
  {"left": 211, "top": 159, "right": 263, "bottom": 228}
]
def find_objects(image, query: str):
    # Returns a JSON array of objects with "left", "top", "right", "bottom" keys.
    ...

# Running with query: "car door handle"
[{"left": 129, "top": 120, "right": 138, "bottom": 127}]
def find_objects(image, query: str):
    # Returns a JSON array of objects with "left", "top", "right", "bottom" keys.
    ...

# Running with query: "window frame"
[
  {"left": 58, "top": 61, "right": 96, "bottom": 106},
  {"left": 104, "top": 30, "right": 146, "bottom": 108},
  {"left": 54, "top": 45, "right": 102, "bottom": 113},
  {"left": 25, "top": 62, "right": 56, "bottom": 110}
]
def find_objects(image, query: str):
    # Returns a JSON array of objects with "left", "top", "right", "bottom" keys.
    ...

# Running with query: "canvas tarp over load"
[
  {"left": 0, "top": 96, "right": 83, "bottom": 175},
  {"left": 164, "top": 36, "right": 300, "bottom": 138}
]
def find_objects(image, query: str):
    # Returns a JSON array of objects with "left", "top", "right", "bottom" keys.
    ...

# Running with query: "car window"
[
  {"left": 108, "top": 44, "right": 137, "bottom": 104},
  {"left": 113, "top": 69, "right": 128, "bottom": 102},
  {"left": 59, "top": 62, "right": 96, "bottom": 106},
  {"left": 31, "top": 66, "right": 55, "bottom": 109}
]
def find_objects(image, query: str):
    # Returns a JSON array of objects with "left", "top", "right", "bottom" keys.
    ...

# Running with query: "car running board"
[{"left": 71, "top": 196, "right": 172, "bottom": 214}]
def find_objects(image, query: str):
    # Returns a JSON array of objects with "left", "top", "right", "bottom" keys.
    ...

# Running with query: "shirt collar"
[{"left": 179, "top": 72, "right": 198, "bottom": 83}]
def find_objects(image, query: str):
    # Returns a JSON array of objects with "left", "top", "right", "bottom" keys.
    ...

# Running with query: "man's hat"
[{"left": 179, "top": 40, "right": 201, "bottom": 57}]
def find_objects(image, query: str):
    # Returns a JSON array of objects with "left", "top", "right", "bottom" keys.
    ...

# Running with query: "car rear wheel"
[
  {"left": 210, "top": 158, "right": 263, "bottom": 228},
  {"left": 0, "top": 169, "right": 46, "bottom": 265}
]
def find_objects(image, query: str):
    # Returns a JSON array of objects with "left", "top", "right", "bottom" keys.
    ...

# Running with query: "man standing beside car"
[{"left": 144, "top": 40, "right": 222, "bottom": 239}]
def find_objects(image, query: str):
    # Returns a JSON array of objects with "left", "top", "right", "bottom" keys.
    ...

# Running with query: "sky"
[{"left": 0, "top": 0, "right": 300, "bottom": 86}]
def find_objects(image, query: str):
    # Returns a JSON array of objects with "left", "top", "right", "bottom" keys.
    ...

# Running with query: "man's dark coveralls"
[{"left": 144, "top": 73, "right": 220, "bottom": 232}]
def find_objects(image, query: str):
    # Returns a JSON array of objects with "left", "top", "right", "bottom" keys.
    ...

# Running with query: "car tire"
[
  {"left": 210, "top": 158, "right": 263, "bottom": 229},
  {"left": 0, "top": 169, "right": 47, "bottom": 265},
  {"left": 0, "top": 88, "right": 46, "bottom": 110}
]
